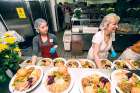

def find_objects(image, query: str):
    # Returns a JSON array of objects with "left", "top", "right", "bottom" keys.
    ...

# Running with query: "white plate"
[
  {"left": 99, "top": 59, "right": 112, "bottom": 69},
  {"left": 66, "top": 59, "right": 81, "bottom": 68},
  {"left": 129, "top": 60, "right": 140, "bottom": 70},
  {"left": 111, "top": 69, "right": 129, "bottom": 93},
  {"left": 79, "top": 71, "right": 114, "bottom": 93},
  {"left": 36, "top": 58, "right": 53, "bottom": 67},
  {"left": 111, "top": 69, "right": 140, "bottom": 93},
  {"left": 111, "top": 69, "right": 129, "bottom": 84},
  {"left": 42, "top": 67, "right": 74, "bottom": 93},
  {"left": 79, "top": 59, "right": 96, "bottom": 69},
  {"left": 111, "top": 60, "right": 131, "bottom": 70},
  {"left": 19, "top": 59, "right": 33, "bottom": 67},
  {"left": 53, "top": 57, "right": 66, "bottom": 67},
  {"left": 9, "top": 66, "right": 43, "bottom": 93}
]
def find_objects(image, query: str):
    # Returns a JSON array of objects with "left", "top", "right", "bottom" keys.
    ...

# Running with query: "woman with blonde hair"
[
  {"left": 118, "top": 40, "right": 140, "bottom": 60},
  {"left": 87, "top": 13, "right": 120, "bottom": 68}
]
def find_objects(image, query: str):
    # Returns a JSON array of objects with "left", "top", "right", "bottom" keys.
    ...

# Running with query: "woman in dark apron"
[{"left": 31, "top": 18, "right": 58, "bottom": 64}]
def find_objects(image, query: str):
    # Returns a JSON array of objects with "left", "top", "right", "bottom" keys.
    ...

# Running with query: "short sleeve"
[
  {"left": 92, "top": 32, "right": 102, "bottom": 44},
  {"left": 52, "top": 34, "right": 58, "bottom": 45}
]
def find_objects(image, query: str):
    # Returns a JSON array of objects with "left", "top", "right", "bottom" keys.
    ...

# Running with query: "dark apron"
[{"left": 39, "top": 35, "right": 58, "bottom": 58}]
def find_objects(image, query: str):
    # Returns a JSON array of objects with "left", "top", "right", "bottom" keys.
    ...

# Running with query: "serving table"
[{"left": 14, "top": 57, "right": 140, "bottom": 93}]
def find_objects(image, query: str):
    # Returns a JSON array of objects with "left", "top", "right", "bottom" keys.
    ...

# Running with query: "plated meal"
[
  {"left": 129, "top": 60, "right": 140, "bottom": 70},
  {"left": 66, "top": 59, "right": 80, "bottom": 68},
  {"left": 80, "top": 72, "right": 111, "bottom": 93},
  {"left": 37, "top": 58, "right": 52, "bottom": 67},
  {"left": 53, "top": 58, "right": 66, "bottom": 67},
  {"left": 111, "top": 69, "right": 140, "bottom": 93},
  {"left": 100, "top": 59, "right": 112, "bottom": 69},
  {"left": 112, "top": 60, "right": 130, "bottom": 69},
  {"left": 25, "top": 59, "right": 32, "bottom": 64},
  {"left": 79, "top": 59, "right": 96, "bottom": 69},
  {"left": 19, "top": 59, "right": 33, "bottom": 67},
  {"left": 9, "top": 66, "right": 43, "bottom": 92},
  {"left": 43, "top": 67, "right": 73, "bottom": 93}
]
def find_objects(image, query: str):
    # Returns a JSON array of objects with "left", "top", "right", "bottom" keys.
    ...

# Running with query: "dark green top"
[{"left": 32, "top": 33, "right": 57, "bottom": 56}]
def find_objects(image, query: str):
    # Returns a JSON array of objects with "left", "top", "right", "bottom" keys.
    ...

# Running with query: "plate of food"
[
  {"left": 42, "top": 67, "right": 74, "bottom": 93},
  {"left": 36, "top": 58, "right": 53, "bottom": 67},
  {"left": 9, "top": 66, "right": 43, "bottom": 93},
  {"left": 128, "top": 60, "right": 140, "bottom": 70},
  {"left": 19, "top": 59, "right": 33, "bottom": 67},
  {"left": 100, "top": 59, "right": 112, "bottom": 69},
  {"left": 53, "top": 58, "right": 66, "bottom": 67},
  {"left": 79, "top": 59, "right": 96, "bottom": 69},
  {"left": 112, "top": 60, "right": 131, "bottom": 70},
  {"left": 111, "top": 69, "right": 140, "bottom": 93},
  {"left": 79, "top": 72, "right": 112, "bottom": 93},
  {"left": 66, "top": 59, "right": 81, "bottom": 68}
]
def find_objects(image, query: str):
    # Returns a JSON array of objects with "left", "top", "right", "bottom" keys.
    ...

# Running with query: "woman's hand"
[
  {"left": 95, "top": 59, "right": 102, "bottom": 68},
  {"left": 92, "top": 43, "right": 101, "bottom": 68},
  {"left": 50, "top": 45, "right": 58, "bottom": 54},
  {"left": 31, "top": 55, "right": 37, "bottom": 64},
  {"left": 111, "top": 46, "right": 118, "bottom": 58},
  {"left": 111, "top": 50, "right": 117, "bottom": 58},
  {"left": 49, "top": 47, "right": 56, "bottom": 54}
]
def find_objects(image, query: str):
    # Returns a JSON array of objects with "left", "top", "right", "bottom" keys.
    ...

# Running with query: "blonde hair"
[
  {"left": 99, "top": 13, "right": 120, "bottom": 31},
  {"left": 34, "top": 18, "right": 47, "bottom": 33}
]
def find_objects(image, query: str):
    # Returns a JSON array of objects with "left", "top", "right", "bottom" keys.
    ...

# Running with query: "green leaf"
[
  {"left": 0, "top": 72, "right": 9, "bottom": 83},
  {"left": 3, "top": 61, "right": 9, "bottom": 65},
  {"left": 98, "top": 88, "right": 107, "bottom": 93},
  {"left": 9, "top": 64, "right": 14, "bottom": 68}
]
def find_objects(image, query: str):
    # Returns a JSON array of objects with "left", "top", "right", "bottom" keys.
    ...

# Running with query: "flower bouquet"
[{"left": 0, "top": 32, "right": 21, "bottom": 83}]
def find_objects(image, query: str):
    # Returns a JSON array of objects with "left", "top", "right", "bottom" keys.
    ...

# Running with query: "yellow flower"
[
  {"left": 0, "top": 39, "right": 3, "bottom": 43},
  {"left": 4, "top": 37, "right": 16, "bottom": 44},
  {"left": 4, "top": 33, "right": 12, "bottom": 37},
  {"left": 0, "top": 43, "right": 8, "bottom": 52},
  {"left": 14, "top": 47, "right": 20, "bottom": 52}
]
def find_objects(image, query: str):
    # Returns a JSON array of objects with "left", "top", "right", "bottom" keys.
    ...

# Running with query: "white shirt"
[
  {"left": 87, "top": 31, "right": 112, "bottom": 60},
  {"left": 118, "top": 48, "right": 140, "bottom": 60}
]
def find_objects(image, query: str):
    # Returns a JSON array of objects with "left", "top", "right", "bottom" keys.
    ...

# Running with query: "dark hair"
[{"left": 59, "top": 2, "right": 62, "bottom": 5}]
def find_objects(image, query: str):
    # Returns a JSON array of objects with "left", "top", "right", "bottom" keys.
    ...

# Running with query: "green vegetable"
[
  {"left": 97, "top": 87, "right": 107, "bottom": 93},
  {"left": 136, "top": 80, "right": 140, "bottom": 88}
]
